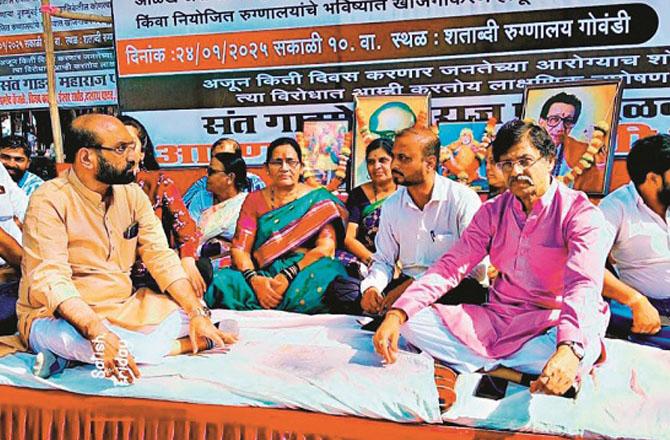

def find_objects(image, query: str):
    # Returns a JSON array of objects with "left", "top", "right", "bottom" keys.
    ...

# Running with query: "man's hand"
[
  {"left": 380, "top": 279, "right": 413, "bottom": 313},
  {"left": 189, "top": 315, "right": 238, "bottom": 354},
  {"left": 251, "top": 275, "right": 283, "bottom": 309},
  {"left": 530, "top": 344, "right": 580, "bottom": 395},
  {"left": 181, "top": 257, "right": 207, "bottom": 298},
  {"left": 629, "top": 295, "right": 661, "bottom": 334},
  {"left": 361, "top": 287, "right": 383, "bottom": 314},
  {"left": 372, "top": 309, "right": 406, "bottom": 364},
  {"left": 90, "top": 331, "right": 141, "bottom": 384}
]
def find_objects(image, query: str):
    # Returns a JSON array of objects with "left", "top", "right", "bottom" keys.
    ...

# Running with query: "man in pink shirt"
[{"left": 373, "top": 120, "right": 610, "bottom": 396}]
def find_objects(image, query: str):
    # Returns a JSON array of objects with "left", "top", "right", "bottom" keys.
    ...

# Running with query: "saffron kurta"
[
  {"left": 394, "top": 180, "right": 610, "bottom": 359},
  {"left": 16, "top": 169, "right": 188, "bottom": 344}
]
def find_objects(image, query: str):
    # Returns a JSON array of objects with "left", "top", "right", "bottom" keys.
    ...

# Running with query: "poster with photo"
[
  {"left": 302, "top": 119, "right": 349, "bottom": 186},
  {"left": 352, "top": 94, "right": 430, "bottom": 188},
  {"left": 438, "top": 121, "right": 489, "bottom": 192},
  {"left": 522, "top": 79, "right": 623, "bottom": 195}
]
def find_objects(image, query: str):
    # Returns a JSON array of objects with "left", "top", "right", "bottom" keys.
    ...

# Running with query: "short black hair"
[
  {"left": 540, "top": 92, "right": 582, "bottom": 122},
  {"left": 64, "top": 121, "right": 100, "bottom": 164},
  {"left": 365, "top": 137, "right": 393, "bottom": 159},
  {"left": 211, "top": 137, "right": 241, "bottom": 153},
  {"left": 0, "top": 135, "right": 31, "bottom": 159},
  {"left": 266, "top": 137, "right": 302, "bottom": 164},
  {"left": 118, "top": 115, "right": 160, "bottom": 171},
  {"left": 492, "top": 119, "right": 556, "bottom": 162},
  {"left": 213, "top": 152, "right": 248, "bottom": 191},
  {"left": 626, "top": 134, "right": 670, "bottom": 186},
  {"left": 395, "top": 126, "right": 440, "bottom": 162}
]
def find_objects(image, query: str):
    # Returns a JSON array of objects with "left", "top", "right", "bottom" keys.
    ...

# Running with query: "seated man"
[
  {"left": 0, "top": 135, "right": 45, "bottom": 197},
  {"left": 357, "top": 127, "right": 487, "bottom": 315},
  {"left": 183, "top": 138, "right": 265, "bottom": 222},
  {"left": 599, "top": 134, "right": 670, "bottom": 348},
  {"left": 16, "top": 114, "right": 235, "bottom": 382},
  {"left": 374, "top": 120, "right": 610, "bottom": 397},
  {"left": 0, "top": 161, "right": 28, "bottom": 335}
]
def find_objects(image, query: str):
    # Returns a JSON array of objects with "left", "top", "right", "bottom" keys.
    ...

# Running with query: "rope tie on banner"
[{"left": 40, "top": 4, "right": 61, "bottom": 14}]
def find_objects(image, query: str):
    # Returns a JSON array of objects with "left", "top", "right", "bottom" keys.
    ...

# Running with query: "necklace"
[{"left": 270, "top": 186, "right": 298, "bottom": 209}]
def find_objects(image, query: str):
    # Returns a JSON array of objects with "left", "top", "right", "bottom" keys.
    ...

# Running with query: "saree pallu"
[
  {"left": 198, "top": 193, "right": 247, "bottom": 269},
  {"left": 356, "top": 197, "right": 385, "bottom": 252},
  {"left": 205, "top": 188, "right": 348, "bottom": 314},
  {"left": 337, "top": 196, "right": 386, "bottom": 272}
]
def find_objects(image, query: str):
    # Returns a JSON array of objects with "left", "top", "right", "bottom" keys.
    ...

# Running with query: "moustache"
[
  {"left": 391, "top": 170, "right": 404, "bottom": 177},
  {"left": 510, "top": 175, "right": 533, "bottom": 185}
]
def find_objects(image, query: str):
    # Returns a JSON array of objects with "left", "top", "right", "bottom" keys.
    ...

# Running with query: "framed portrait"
[
  {"left": 352, "top": 94, "right": 430, "bottom": 188},
  {"left": 522, "top": 79, "right": 623, "bottom": 195},
  {"left": 438, "top": 121, "right": 490, "bottom": 193},
  {"left": 301, "top": 119, "right": 350, "bottom": 187}
]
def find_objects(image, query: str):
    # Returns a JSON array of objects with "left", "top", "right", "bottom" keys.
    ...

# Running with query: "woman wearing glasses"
[
  {"left": 204, "top": 137, "right": 349, "bottom": 313},
  {"left": 119, "top": 115, "right": 206, "bottom": 297},
  {"left": 196, "top": 151, "right": 248, "bottom": 270}
]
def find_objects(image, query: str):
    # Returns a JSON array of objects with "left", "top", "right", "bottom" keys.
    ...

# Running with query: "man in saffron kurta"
[
  {"left": 374, "top": 120, "right": 610, "bottom": 396},
  {"left": 17, "top": 114, "right": 234, "bottom": 382}
]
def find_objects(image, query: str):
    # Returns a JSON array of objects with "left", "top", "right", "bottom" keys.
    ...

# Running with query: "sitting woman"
[
  {"left": 197, "top": 152, "right": 248, "bottom": 270},
  {"left": 204, "top": 137, "right": 348, "bottom": 313},
  {"left": 341, "top": 138, "right": 396, "bottom": 277},
  {"left": 119, "top": 115, "right": 205, "bottom": 296}
]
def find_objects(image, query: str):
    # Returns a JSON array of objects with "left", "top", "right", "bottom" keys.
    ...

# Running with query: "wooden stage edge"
[{"left": 0, "top": 385, "right": 564, "bottom": 440}]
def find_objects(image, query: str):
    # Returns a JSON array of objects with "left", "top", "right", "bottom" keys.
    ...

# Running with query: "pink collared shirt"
[{"left": 394, "top": 180, "right": 610, "bottom": 359}]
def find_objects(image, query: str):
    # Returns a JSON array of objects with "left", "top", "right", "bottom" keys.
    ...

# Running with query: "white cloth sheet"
[
  {"left": 0, "top": 310, "right": 441, "bottom": 423},
  {"left": 442, "top": 338, "right": 670, "bottom": 439}
]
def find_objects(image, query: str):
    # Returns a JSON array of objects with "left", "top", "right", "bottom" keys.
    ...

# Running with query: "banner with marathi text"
[
  {"left": 0, "top": 0, "right": 116, "bottom": 110},
  {"left": 112, "top": 0, "right": 669, "bottom": 193}
]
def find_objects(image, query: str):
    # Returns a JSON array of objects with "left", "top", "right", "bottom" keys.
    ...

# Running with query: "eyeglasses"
[
  {"left": 89, "top": 142, "right": 136, "bottom": 155},
  {"left": 495, "top": 155, "right": 543, "bottom": 172},
  {"left": 207, "top": 167, "right": 227, "bottom": 177},
  {"left": 545, "top": 115, "right": 576, "bottom": 129},
  {"left": 267, "top": 159, "right": 300, "bottom": 168}
]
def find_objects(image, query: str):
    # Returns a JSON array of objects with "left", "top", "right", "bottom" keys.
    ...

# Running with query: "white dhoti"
[
  {"left": 401, "top": 307, "right": 602, "bottom": 376},
  {"left": 29, "top": 310, "right": 190, "bottom": 365}
]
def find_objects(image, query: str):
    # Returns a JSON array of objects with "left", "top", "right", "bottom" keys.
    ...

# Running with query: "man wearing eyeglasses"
[
  {"left": 538, "top": 92, "right": 581, "bottom": 179},
  {"left": 373, "top": 120, "right": 609, "bottom": 398},
  {"left": 15, "top": 114, "right": 236, "bottom": 383}
]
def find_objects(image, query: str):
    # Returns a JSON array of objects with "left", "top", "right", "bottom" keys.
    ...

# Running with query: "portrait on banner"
[
  {"left": 352, "top": 94, "right": 430, "bottom": 188},
  {"left": 522, "top": 79, "right": 623, "bottom": 195},
  {"left": 300, "top": 119, "right": 350, "bottom": 187},
  {"left": 438, "top": 121, "right": 489, "bottom": 192}
]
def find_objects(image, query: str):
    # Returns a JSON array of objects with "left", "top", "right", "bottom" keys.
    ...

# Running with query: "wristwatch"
[
  {"left": 188, "top": 305, "right": 212, "bottom": 320},
  {"left": 559, "top": 341, "right": 585, "bottom": 361}
]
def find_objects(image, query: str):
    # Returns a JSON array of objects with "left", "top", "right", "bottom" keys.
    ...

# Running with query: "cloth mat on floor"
[
  {"left": 0, "top": 310, "right": 441, "bottom": 424},
  {"left": 442, "top": 338, "right": 670, "bottom": 439}
]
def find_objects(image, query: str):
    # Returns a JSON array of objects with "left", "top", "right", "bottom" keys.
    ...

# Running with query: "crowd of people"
[{"left": 0, "top": 112, "right": 667, "bottom": 402}]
